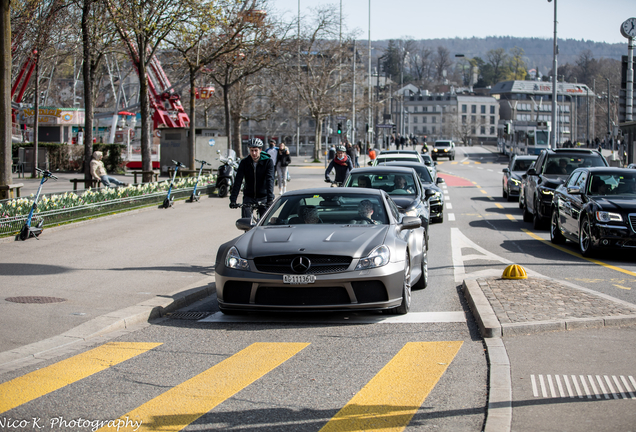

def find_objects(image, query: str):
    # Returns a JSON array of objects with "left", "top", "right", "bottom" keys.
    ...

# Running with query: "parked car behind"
[
  {"left": 522, "top": 148, "right": 607, "bottom": 229},
  {"left": 502, "top": 155, "right": 537, "bottom": 201}
]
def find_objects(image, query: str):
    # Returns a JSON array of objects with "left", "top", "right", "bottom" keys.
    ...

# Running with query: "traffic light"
[
  {"left": 504, "top": 123, "right": 511, "bottom": 134},
  {"left": 392, "top": 124, "right": 397, "bottom": 134},
  {"left": 337, "top": 123, "right": 342, "bottom": 134}
]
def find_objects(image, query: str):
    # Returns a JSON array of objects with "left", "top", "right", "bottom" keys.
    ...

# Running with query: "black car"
[
  {"left": 551, "top": 167, "right": 636, "bottom": 256},
  {"left": 382, "top": 161, "right": 445, "bottom": 223},
  {"left": 344, "top": 166, "right": 433, "bottom": 243},
  {"left": 502, "top": 155, "right": 537, "bottom": 201},
  {"left": 522, "top": 148, "right": 608, "bottom": 229}
]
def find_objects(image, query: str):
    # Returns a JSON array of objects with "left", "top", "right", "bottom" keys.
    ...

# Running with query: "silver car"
[{"left": 215, "top": 188, "right": 427, "bottom": 315}]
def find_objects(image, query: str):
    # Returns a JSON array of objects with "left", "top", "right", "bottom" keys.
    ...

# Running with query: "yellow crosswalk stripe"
[
  {"left": 99, "top": 342, "right": 309, "bottom": 432},
  {"left": 0, "top": 342, "right": 161, "bottom": 413},
  {"left": 319, "top": 341, "right": 463, "bottom": 432}
]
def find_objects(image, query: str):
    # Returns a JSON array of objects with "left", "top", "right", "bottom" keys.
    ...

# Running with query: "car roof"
[
  {"left": 376, "top": 154, "right": 420, "bottom": 159},
  {"left": 547, "top": 148, "right": 600, "bottom": 155},
  {"left": 512, "top": 155, "right": 538, "bottom": 160},
  {"left": 283, "top": 187, "right": 385, "bottom": 196},
  {"left": 350, "top": 166, "right": 418, "bottom": 175},
  {"left": 574, "top": 167, "right": 636, "bottom": 174},
  {"left": 380, "top": 150, "right": 419, "bottom": 154}
]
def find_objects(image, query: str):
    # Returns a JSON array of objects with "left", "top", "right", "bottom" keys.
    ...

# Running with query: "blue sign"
[{"left": 209, "top": 138, "right": 216, "bottom": 147}]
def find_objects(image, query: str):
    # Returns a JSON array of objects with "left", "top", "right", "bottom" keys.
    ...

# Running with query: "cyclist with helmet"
[
  {"left": 229, "top": 138, "right": 275, "bottom": 218},
  {"left": 325, "top": 145, "right": 354, "bottom": 185}
]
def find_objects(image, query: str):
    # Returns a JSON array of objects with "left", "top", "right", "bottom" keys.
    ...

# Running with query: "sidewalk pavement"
[{"left": 463, "top": 276, "right": 636, "bottom": 432}]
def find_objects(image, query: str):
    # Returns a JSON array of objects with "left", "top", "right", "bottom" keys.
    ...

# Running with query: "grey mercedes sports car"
[{"left": 215, "top": 188, "right": 427, "bottom": 315}]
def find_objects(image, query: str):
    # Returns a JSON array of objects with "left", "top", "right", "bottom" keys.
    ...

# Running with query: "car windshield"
[
  {"left": 346, "top": 172, "right": 417, "bottom": 196},
  {"left": 376, "top": 155, "right": 419, "bottom": 163},
  {"left": 513, "top": 159, "right": 535, "bottom": 171},
  {"left": 435, "top": 142, "right": 451, "bottom": 148},
  {"left": 261, "top": 193, "right": 389, "bottom": 225},
  {"left": 589, "top": 173, "right": 636, "bottom": 196},
  {"left": 545, "top": 154, "right": 606, "bottom": 175}
]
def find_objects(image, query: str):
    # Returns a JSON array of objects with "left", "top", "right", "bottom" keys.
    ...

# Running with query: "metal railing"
[{"left": 0, "top": 185, "right": 216, "bottom": 237}]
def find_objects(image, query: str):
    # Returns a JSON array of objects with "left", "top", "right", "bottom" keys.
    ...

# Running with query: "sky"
[{"left": 267, "top": 0, "right": 634, "bottom": 45}]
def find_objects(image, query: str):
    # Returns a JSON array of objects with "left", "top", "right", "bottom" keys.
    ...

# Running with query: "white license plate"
[{"left": 283, "top": 274, "right": 316, "bottom": 284}]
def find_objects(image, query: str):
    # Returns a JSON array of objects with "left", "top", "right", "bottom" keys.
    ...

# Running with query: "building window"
[
  {"left": 423, "top": 126, "right": 428, "bottom": 133},
  {"left": 405, "top": 126, "right": 409, "bottom": 134},
  {"left": 462, "top": 104, "right": 467, "bottom": 113},
  {"left": 490, "top": 105, "right": 495, "bottom": 114},
  {"left": 423, "top": 116, "right": 427, "bottom": 123},
  {"left": 414, "top": 126, "right": 419, "bottom": 133},
  {"left": 462, "top": 115, "right": 467, "bottom": 124},
  {"left": 471, "top": 105, "right": 476, "bottom": 113},
  {"left": 490, "top": 116, "right": 495, "bottom": 125},
  {"left": 432, "top": 126, "right": 436, "bottom": 134},
  {"left": 490, "top": 126, "right": 495, "bottom": 135},
  {"left": 413, "top": 106, "right": 418, "bottom": 112},
  {"left": 471, "top": 126, "right": 476, "bottom": 134},
  {"left": 481, "top": 105, "right": 486, "bottom": 114},
  {"left": 422, "top": 106, "right": 428, "bottom": 112},
  {"left": 413, "top": 116, "right": 418, "bottom": 124},
  {"left": 471, "top": 115, "right": 476, "bottom": 123},
  {"left": 481, "top": 126, "right": 486, "bottom": 135},
  {"left": 432, "top": 117, "right": 437, "bottom": 124}
]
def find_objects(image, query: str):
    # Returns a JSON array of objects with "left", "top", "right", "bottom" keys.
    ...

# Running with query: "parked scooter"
[
  {"left": 161, "top": 160, "right": 185, "bottom": 208},
  {"left": 18, "top": 168, "right": 57, "bottom": 241},
  {"left": 216, "top": 149, "right": 238, "bottom": 198},
  {"left": 187, "top": 159, "right": 211, "bottom": 203}
]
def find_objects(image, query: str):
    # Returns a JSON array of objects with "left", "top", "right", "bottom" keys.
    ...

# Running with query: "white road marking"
[
  {"left": 200, "top": 311, "right": 466, "bottom": 324},
  {"left": 446, "top": 203, "right": 453, "bottom": 209},
  {"left": 448, "top": 213, "right": 455, "bottom": 221},
  {"left": 530, "top": 375, "right": 636, "bottom": 400}
]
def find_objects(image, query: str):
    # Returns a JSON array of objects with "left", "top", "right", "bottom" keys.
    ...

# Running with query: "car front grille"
[
  {"left": 629, "top": 214, "right": 636, "bottom": 233},
  {"left": 253, "top": 254, "right": 353, "bottom": 274}
]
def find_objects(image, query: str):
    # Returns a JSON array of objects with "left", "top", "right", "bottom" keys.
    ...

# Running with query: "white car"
[{"left": 372, "top": 152, "right": 424, "bottom": 166}]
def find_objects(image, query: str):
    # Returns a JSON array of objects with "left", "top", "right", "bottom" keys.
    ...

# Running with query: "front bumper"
[
  {"left": 216, "top": 261, "right": 406, "bottom": 312},
  {"left": 591, "top": 223, "right": 636, "bottom": 249}
]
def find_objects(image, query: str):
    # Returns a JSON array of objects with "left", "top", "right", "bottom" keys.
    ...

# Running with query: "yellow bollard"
[{"left": 502, "top": 264, "right": 527, "bottom": 280}]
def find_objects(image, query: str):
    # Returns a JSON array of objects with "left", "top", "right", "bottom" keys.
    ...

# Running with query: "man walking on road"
[{"left": 229, "top": 138, "right": 275, "bottom": 219}]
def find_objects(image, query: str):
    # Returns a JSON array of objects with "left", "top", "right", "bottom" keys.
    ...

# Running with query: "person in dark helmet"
[
  {"left": 325, "top": 145, "right": 354, "bottom": 185},
  {"left": 230, "top": 138, "right": 275, "bottom": 219}
]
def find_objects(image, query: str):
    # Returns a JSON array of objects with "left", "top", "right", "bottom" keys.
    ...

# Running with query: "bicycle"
[
  {"left": 324, "top": 179, "right": 343, "bottom": 187},
  {"left": 230, "top": 202, "right": 268, "bottom": 227}
]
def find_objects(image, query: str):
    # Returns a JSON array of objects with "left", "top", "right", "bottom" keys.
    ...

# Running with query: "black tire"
[
  {"left": 392, "top": 254, "right": 412, "bottom": 314},
  {"left": 433, "top": 212, "right": 444, "bottom": 224},
  {"left": 502, "top": 187, "right": 508, "bottom": 199},
  {"left": 550, "top": 208, "right": 566, "bottom": 244},
  {"left": 218, "top": 182, "right": 229, "bottom": 198},
  {"left": 412, "top": 246, "right": 428, "bottom": 290},
  {"left": 579, "top": 216, "right": 596, "bottom": 257},
  {"left": 19, "top": 225, "right": 29, "bottom": 241},
  {"left": 532, "top": 199, "right": 545, "bottom": 230}
]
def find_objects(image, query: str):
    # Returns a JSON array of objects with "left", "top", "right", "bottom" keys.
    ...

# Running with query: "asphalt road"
[{"left": 2, "top": 146, "right": 636, "bottom": 431}]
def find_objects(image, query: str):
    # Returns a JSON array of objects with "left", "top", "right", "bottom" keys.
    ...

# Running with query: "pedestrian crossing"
[
  {"left": 530, "top": 374, "right": 636, "bottom": 400},
  {"left": 1, "top": 341, "right": 463, "bottom": 432}
]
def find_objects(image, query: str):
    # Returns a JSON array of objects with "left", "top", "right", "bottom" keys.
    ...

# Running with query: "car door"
[
  {"left": 566, "top": 170, "right": 588, "bottom": 236},
  {"left": 526, "top": 152, "right": 547, "bottom": 213},
  {"left": 558, "top": 171, "right": 580, "bottom": 237}
]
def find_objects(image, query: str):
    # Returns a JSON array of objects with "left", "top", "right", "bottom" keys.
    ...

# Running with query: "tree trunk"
[
  {"left": 32, "top": 58, "right": 39, "bottom": 178},
  {"left": 231, "top": 110, "right": 242, "bottom": 155},
  {"left": 138, "top": 40, "right": 152, "bottom": 182},
  {"left": 313, "top": 115, "right": 323, "bottom": 161},
  {"left": 82, "top": 0, "right": 93, "bottom": 188},
  {"left": 0, "top": 0, "right": 11, "bottom": 197},
  {"left": 222, "top": 84, "right": 234, "bottom": 155},
  {"left": 188, "top": 69, "right": 196, "bottom": 170}
]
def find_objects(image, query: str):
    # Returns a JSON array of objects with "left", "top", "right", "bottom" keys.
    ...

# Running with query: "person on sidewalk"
[
  {"left": 229, "top": 138, "right": 275, "bottom": 219},
  {"left": 266, "top": 139, "right": 278, "bottom": 166},
  {"left": 275, "top": 143, "right": 292, "bottom": 195},
  {"left": 90, "top": 151, "right": 127, "bottom": 187}
]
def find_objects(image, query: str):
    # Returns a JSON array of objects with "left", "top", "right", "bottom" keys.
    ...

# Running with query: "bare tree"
[
  {"left": 434, "top": 46, "right": 452, "bottom": 81},
  {"left": 105, "top": 0, "right": 192, "bottom": 182},
  {"left": 285, "top": 5, "right": 355, "bottom": 161},
  {"left": 408, "top": 44, "right": 432, "bottom": 85},
  {"left": 486, "top": 48, "right": 508, "bottom": 84}
]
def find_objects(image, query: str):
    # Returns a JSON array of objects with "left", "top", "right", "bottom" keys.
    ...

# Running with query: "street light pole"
[
  {"left": 367, "top": 0, "right": 372, "bottom": 150},
  {"left": 548, "top": 0, "right": 558, "bottom": 149}
]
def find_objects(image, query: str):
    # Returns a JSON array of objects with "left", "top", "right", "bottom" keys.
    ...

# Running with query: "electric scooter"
[
  {"left": 187, "top": 159, "right": 211, "bottom": 203},
  {"left": 161, "top": 160, "right": 185, "bottom": 208},
  {"left": 18, "top": 168, "right": 57, "bottom": 241},
  {"left": 216, "top": 149, "right": 238, "bottom": 198}
]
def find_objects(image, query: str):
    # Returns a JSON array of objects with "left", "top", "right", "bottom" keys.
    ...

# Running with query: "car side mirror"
[
  {"left": 367, "top": 161, "right": 373, "bottom": 166},
  {"left": 436, "top": 177, "right": 445, "bottom": 184},
  {"left": 566, "top": 186, "right": 582, "bottom": 195},
  {"left": 502, "top": 168, "right": 510, "bottom": 174},
  {"left": 425, "top": 189, "right": 436, "bottom": 198},
  {"left": 400, "top": 216, "right": 421, "bottom": 231},
  {"left": 527, "top": 168, "right": 537, "bottom": 176},
  {"left": 236, "top": 218, "right": 254, "bottom": 231}
]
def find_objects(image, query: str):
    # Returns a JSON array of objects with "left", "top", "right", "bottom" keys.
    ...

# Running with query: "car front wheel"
[
  {"left": 522, "top": 198, "right": 533, "bottom": 222},
  {"left": 392, "top": 254, "right": 412, "bottom": 314},
  {"left": 579, "top": 216, "right": 595, "bottom": 257},
  {"left": 550, "top": 208, "right": 566, "bottom": 244},
  {"left": 412, "top": 246, "right": 428, "bottom": 290}
]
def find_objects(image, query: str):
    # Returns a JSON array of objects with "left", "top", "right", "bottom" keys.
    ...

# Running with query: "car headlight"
[
  {"left": 596, "top": 211, "right": 623, "bottom": 223},
  {"left": 404, "top": 208, "right": 418, "bottom": 217},
  {"left": 225, "top": 246, "right": 250, "bottom": 271},
  {"left": 355, "top": 245, "right": 390, "bottom": 270},
  {"left": 539, "top": 187, "right": 554, "bottom": 196},
  {"left": 509, "top": 178, "right": 521, "bottom": 186}
]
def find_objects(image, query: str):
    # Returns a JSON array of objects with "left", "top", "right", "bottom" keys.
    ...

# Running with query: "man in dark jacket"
[
  {"left": 325, "top": 145, "right": 354, "bottom": 185},
  {"left": 230, "top": 138, "right": 275, "bottom": 219}
]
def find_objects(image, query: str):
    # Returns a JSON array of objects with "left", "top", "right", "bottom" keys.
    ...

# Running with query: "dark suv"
[{"left": 522, "top": 148, "right": 608, "bottom": 229}]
